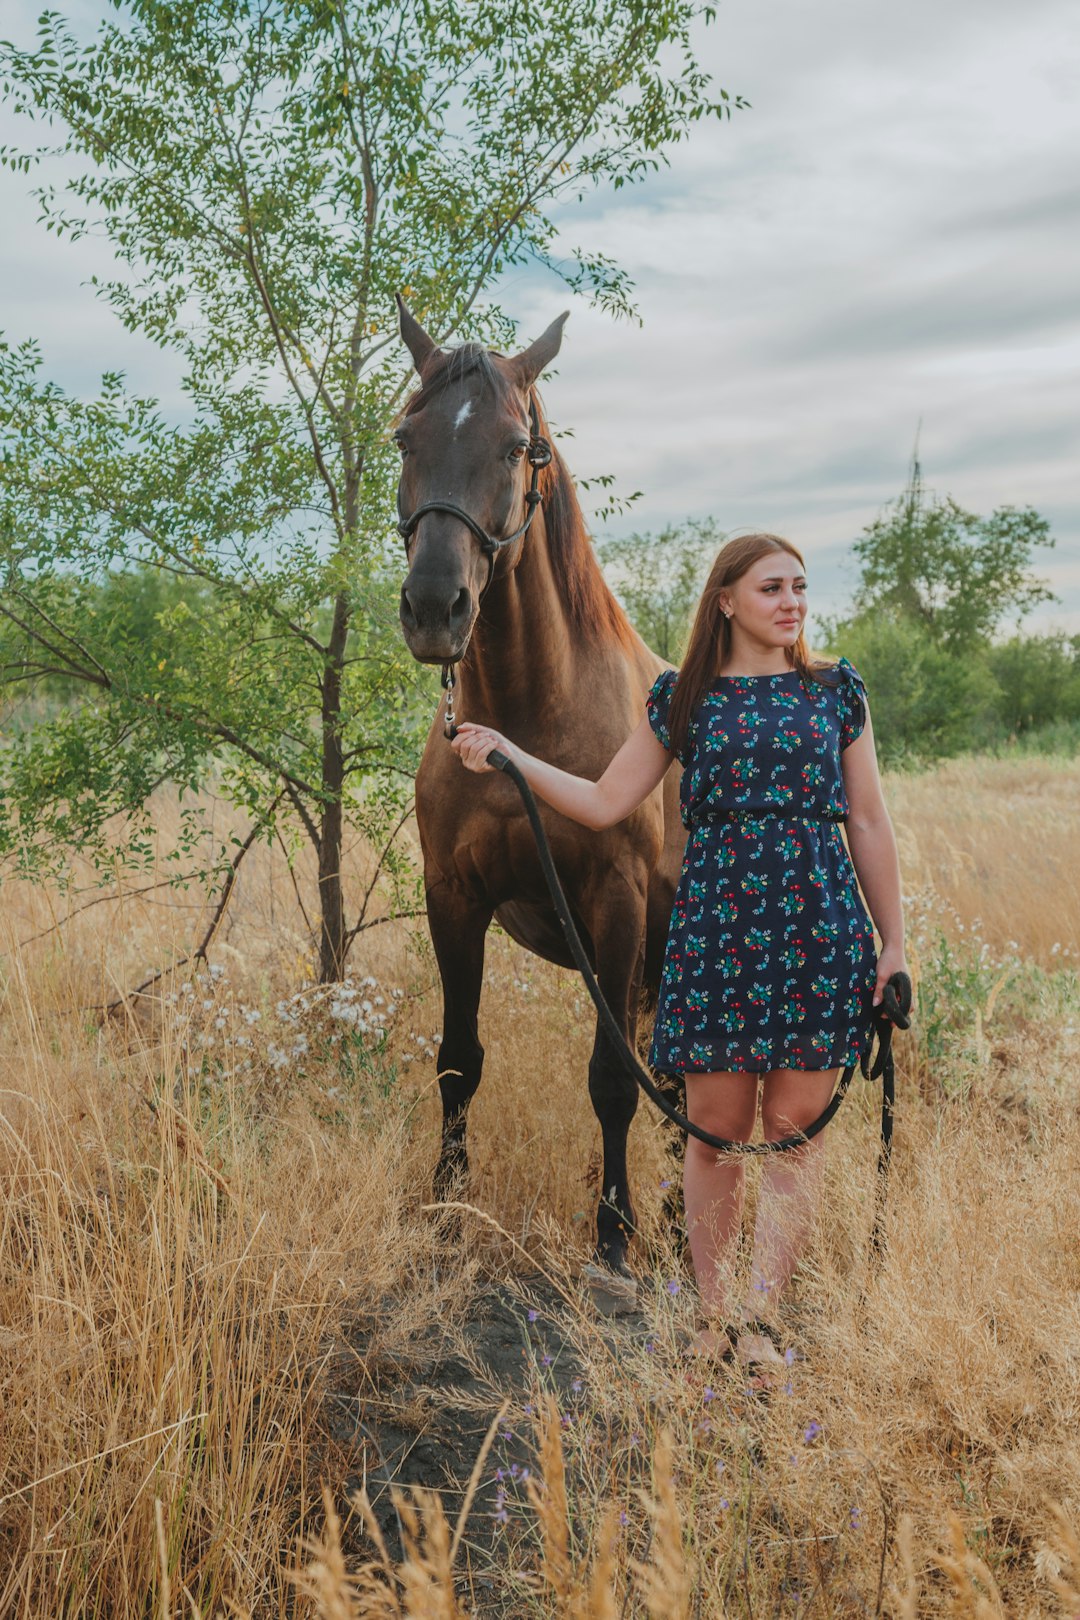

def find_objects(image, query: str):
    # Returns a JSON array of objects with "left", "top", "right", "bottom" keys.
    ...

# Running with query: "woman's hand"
[
  {"left": 450, "top": 722, "right": 514, "bottom": 774},
  {"left": 873, "top": 940, "right": 910, "bottom": 1017}
]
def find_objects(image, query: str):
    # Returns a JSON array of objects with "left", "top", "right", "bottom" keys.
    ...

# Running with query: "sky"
[{"left": 1, "top": 0, "right": 1077, "bottom": 633}]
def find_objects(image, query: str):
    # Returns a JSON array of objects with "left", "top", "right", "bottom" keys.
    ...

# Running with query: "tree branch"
[
  {"left": 283, "top": 778, "right": 321, "bottom": 852},
  {"left": 98, "top": 793, "right": 281, "bottom": 1016},
  {"left": 341, "top": 798, "right": 415, "bottom": 957}
]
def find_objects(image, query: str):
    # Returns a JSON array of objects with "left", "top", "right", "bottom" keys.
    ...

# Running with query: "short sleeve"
[
  {"left": 836, "top": 656, "right": 868, "bottom": 750},
  {"left": 645, "top": 668, "right": 679, "bottom": 755}
]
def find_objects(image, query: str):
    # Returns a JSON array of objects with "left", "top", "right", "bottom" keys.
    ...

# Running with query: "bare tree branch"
[
  {"left": 98, "top": 793, "right": 281, "bottom": 1016},
  {"left": 342, "top": 798, "right": 415, "bottom": 956}
]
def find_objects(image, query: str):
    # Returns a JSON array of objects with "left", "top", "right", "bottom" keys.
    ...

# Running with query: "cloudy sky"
[{"left": 2, "top": 0, "right": 1077, "bottom": 632}]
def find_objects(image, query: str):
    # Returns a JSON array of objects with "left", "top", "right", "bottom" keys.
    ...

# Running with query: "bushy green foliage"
[
  {"left": 987, "top": 631, "right": 1080, "bottom": 736},
  {"left": 827, "top": 611, "right": 1004, "bottom": 764},
  {"left": 598, "top": 517, "right": 723, "bottom": 661},
  {"left": 0, "top": 0, "right": 742, "bottom": 977}
]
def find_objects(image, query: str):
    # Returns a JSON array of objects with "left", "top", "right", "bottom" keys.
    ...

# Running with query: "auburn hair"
[{"left": 665, "top": 532, "right": 835, "bottom": 758}]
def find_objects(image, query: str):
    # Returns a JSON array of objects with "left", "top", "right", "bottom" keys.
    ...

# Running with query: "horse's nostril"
[
  {"left": 400, "top": 586, "right": 417, "bottom": 630},
  {"left": 449, "top": 587, "right": 471, "bottom": 625}
]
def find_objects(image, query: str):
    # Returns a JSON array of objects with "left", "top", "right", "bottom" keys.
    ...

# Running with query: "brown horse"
[{"left": 395, "top": 300, "right": 686, "bottom": 1273}]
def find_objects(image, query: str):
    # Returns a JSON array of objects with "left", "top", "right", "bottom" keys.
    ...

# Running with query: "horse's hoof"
[{"left": 581, "top": 1261, "right": 639, "bottom": 1317}]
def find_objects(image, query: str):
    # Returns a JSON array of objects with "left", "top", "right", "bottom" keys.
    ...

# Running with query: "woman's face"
[{"left": 721, "top": 552, "right": 808, "bottom": 651}]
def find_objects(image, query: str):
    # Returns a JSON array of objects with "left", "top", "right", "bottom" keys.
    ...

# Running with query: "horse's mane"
[
  {"left": 402, "top": 344, "right": 636, "bottom": 650},
  {"left": 531, "top": 400, "right": 636, "bottom": 650}
]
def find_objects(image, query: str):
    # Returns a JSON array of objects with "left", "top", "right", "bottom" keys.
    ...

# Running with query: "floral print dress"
[{"left": 646, "top": 658, "right": 877, "bottom": 1076}]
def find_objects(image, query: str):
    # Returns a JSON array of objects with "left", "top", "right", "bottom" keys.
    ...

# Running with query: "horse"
[{"left": 395, "top": 298, "right": 686, "bottom": 1274}]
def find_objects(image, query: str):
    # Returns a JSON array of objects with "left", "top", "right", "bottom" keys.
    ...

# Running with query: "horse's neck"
[{"left": 459, "top": 517, "right": 580, "bottom": 729}]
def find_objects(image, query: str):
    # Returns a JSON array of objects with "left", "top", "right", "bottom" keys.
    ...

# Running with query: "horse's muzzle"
[{"left": 399, "top": 580, "right": 476, "bottom": 664}]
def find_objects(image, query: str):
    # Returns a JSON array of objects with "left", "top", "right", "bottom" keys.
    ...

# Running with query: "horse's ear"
[
  {"left": 397, "top": 293, "right": 439, "bottom": 374},
  {"left": 510, "top": 312, "right": 569, "bottom": 390}
]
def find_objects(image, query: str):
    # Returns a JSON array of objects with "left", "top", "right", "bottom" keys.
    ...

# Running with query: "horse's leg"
[
  {"left": 587, "top": 885, "right": 648, "bottom": 1275},
  {"left": 426, "top": 882, "right": 493, "bottom": 1204}
]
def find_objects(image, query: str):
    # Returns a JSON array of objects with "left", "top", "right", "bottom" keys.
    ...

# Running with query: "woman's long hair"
[{"left": 666, "top": 532, "right": 833, "bottom": 758}]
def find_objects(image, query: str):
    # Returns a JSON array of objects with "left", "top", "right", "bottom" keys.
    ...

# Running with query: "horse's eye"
[
  {"left": 395, "top": 438, "right": 408, "bottom": 458},
  {"left": 508, "top": 444, "right": 527, "bottom": 463}
]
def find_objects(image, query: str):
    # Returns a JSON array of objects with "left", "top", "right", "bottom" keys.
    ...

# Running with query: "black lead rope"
[{"left": 465, "top": 743, "right": 910, "bottom": 1232}]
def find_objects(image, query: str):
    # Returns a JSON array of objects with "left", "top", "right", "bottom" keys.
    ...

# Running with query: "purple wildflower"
[{"left": 803, "top": 1420, "right": 822, "bottom": 1444}]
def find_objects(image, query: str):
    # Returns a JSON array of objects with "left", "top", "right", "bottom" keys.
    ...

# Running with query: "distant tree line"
[{"left": 599, "top": 458, "right": 1078, "bottom": 766}]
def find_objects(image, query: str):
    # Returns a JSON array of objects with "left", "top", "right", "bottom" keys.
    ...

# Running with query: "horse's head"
[{"left": 395, "top": 297, "right": 568, "bottom": 664}]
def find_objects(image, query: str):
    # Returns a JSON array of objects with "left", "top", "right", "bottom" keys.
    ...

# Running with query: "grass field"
[{"left": 1, "top": 752, "right": 1079, "bottom": 1616}]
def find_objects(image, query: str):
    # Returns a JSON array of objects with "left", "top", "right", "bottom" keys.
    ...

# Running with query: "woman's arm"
[
  {"left": 450, "top": 714, "right": 673, "bottom": 831},
  {"left": 841, "top": 706, "right": 908, "bottom": 1005}
]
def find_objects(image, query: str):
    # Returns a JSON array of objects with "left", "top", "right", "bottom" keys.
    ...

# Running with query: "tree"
[
  {"left": 599, "top": 517, "right": 724, "bottom": 661},
  {"left": 820, "top": 448, "right": 1063, "bottom": 762},
  {"left": 0, "top": 0, "right": 744, "bottom": 981},
  {"left": 848, "top": 447, "right": 1056, "bottom": 649},
  {"left": 987, "top": 631, "right": 1080, "bottom": 737}
]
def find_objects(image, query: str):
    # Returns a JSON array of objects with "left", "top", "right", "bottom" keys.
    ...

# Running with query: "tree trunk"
[{"left": 317, "top": 589, "right": 350, "bottom": 982}]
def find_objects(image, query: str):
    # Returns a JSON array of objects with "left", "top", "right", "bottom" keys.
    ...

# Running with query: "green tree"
[
  {"left": 849, "top": 448, "right": 1056, "bottom": 649},
  {"left": 817, "top": 448, "right": 1067, "bottom": 762},
  {"left": 0, "top": 0, "right": 744, "bottom": 980},
  {"left": 599, "top": 517, "right": 724, "bottom": 661},
  {"left": 825, "top": 612, "right": 1002, "bottom": 764},
  {"left": 987, "top": 632, "right": 1080, "bottom": 736}
]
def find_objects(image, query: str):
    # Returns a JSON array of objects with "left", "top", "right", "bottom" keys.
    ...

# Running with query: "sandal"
[
  {"left": 687, "top": 1321, "right": 737, "bottom": 1365},
  {"left": 735, "top": 1317, "right": 786, "bottom": 1396}
]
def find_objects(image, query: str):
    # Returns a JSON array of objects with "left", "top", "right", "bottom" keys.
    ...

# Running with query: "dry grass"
[{"left": 1, "top": 753, "right": 1079, "bottom": 1615}]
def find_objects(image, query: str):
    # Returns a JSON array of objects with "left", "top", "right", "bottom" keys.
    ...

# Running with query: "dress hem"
[{"left": 649, "top": 1031, "right": 871, "bottom": 1077}]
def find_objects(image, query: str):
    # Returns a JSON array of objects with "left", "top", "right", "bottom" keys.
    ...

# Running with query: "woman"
[{"left": 451, "top": 532, "right": 907, "bottom": 1374}]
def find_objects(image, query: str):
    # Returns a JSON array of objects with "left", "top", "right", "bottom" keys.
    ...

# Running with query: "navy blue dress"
[{"left": 646, "top": 658, "right": 877, "bottom": 1076}]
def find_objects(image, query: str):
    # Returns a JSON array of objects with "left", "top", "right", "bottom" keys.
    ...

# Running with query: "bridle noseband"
[{"left": 396, "top": 395, "right": 551, "bottom": 735}]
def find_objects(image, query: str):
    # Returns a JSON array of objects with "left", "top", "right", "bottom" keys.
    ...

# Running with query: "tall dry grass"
[{"left": 1, "top": 753, "right": 1078, "bottom": 1614}]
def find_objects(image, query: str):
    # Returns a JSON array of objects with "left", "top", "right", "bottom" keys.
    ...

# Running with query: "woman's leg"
[
  {"left": 744, "top": 1067, "right": 838, "bottom": 1321},
  {"left": 683, "top": 1072, "right": 760, "bottom": 1323}
]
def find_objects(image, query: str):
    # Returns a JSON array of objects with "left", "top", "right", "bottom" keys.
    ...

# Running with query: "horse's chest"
[{"left": 416, "top": 772, "right": 598, "bottom": 898}]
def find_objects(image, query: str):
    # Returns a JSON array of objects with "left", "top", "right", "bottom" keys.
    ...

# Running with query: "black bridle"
[{"left": 396, "top": 395, "right": 551, "bottom": 737}]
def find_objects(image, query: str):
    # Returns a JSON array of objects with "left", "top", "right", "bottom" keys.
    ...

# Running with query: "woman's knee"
[
  {"left": 760, "top": 1068, "right": 836, "bottom": 1141},
  {"left": 760, "top": 1099, "right": 814, "bottom": 1141},
  {"left": 685, "top": 1073, "right": 758, "bottom": 1143}
]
